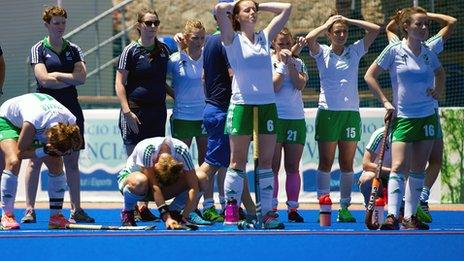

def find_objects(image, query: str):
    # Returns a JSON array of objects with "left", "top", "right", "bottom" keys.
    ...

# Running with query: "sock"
[
  {"left": 285, "top": 171, "right": 301, "bottom": 210},
  {"left": 224, "top": 168, "right": 246, "bottom": 206},
  {"left": 258, "top": 169, "right": 274, "bottom": 215},
  {"left": 273, "top": 173, "right": 279, "bottom": 210},
  {"left": 387, "top": 172, "right": 405, "bottom": 218},
  {"left": 273, "top": 173, "right": 279, "bottom": 200},
  {"left": 419, "top": 186, "right": 431, "bottom": 202},
  {"left": 316, "top": 170, "right": 330, "bottom": 198},
  {"left": 1, "top": 170, "right": 18, "bottom": 215},
  {"left": 339, "top": 171, "right": 354, "bottom": 208},
  {"left": 404, "top": 171, "right": 425, "bottom": 219},
  {"left": 48, "top": 172, "right": 67, "bottom": 216},
  {"left": 122, "top": 186, "right": 144, "bottom": 211},
  {"left": 203, "top": 198, "right": 214, "bottom": 209},
  {"left": 219, "top": 195, "right": 226, "bottom": 210}
]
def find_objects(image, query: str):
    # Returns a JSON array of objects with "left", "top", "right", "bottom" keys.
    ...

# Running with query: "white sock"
[
  {"left": 339, "top": 171, "right": 354, "bottom": 208},
  {"left": 258, "top": 169, "right": 274, "bottom": 215},
  {"left": 48, "top": 172, "right": 67, "bottom": 216},
  {"left": 224, "top": 168, "right": 245, "bottom": 206},
  {"left": 387, "top": 172, "right": 404, "bottom": 218},
  {"left": 316, "top": 170, "right": 330, "bottom": 198},
  {"left": 419, "top": 186, "right": 431, "bottom": 202},
  {"left": 123, "top": 186, "right": 144, "bottom": 211},
  {"left": 1, "top": 170, "right": 18, "bottom": 215},
  {"left": 404, "top": 172, "right": 425, "bottom": 219},
  {"left": 203, "top": 198, "right": 214, "bottom": 209}
]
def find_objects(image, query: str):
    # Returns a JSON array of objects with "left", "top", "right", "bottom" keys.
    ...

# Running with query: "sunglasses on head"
[{"left": 143, "top": 20, "right": 160, "bottom": 27}]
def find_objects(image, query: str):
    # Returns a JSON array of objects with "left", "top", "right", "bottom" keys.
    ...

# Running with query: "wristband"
[
  {"left": 275, "top": 62, "right": 288, "bottom": 75},
  {"left": 158, "top": 204, "right": 170, "bottom": 222},
  {"left": 35, "top": 148, "right": 47, "bottom": 158}
]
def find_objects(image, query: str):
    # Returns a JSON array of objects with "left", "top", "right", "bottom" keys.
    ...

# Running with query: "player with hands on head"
[
  {"left": 385, "top": 10, "right": 457, "bottom": 223},
  {"left": 215, "top": 0, "right": 292, "bottom": 229},
  {"left": 271, "top": 27, "right": 308, "bottom": 222},
  {"left": 117, "top": 137, "right": 209, "bottom": 229},
  {"left": 364, "top": 7, "right": 446, "bottom": 230},
  {"left": 0, "top": 93, "right": 82, "bottom": 229},
  {"left": 304, "top": 12, "right": 380, "bottom": 222}
]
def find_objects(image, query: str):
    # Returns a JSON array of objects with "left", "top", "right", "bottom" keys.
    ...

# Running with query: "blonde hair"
[
  {"left": 183, "top": 19, "right": 205, "bottom": 36},
  {"left": 154, "top": 154, "right": 184, "bottom": 186},
  {"left": 46, "top": 123, "right": 82, "bottom": 153},
  {"left": 42, "top": 6, "right": 67, "bottom": 23}
]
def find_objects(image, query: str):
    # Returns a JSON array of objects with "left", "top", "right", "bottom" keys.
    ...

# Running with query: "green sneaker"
[
  {"left": 416, "top": 201, "right": 432, "bottom": 223},
  {"left": 202, "top": 206, "right": 224, "bottom": 222},
  {"left": 337, "top": 208, "right": 356, "bottom": 222},
  {"left": 263, "top": 211, "right": 285, "bottom": 229}
]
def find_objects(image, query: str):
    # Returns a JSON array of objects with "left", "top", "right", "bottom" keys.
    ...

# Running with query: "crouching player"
[
  {"left": 0, "top": 93, "right": 82, "bottom": 229},
  {"left": 117, "top": 137, "right": 209, "bottom": 229}
]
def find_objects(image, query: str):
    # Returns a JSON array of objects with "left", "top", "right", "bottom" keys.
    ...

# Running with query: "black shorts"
[{"left": 119, "top": 102, "right": 167, "bottom": 146}]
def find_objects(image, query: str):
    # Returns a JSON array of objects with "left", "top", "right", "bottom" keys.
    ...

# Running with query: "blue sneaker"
[{"left": 187, "top": 210, "right": 213, "bottom": 226}]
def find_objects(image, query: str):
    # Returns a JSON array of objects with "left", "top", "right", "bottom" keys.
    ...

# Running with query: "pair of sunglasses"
[{"left": 143, "top": 20, "right": 160, "bottom": 27}]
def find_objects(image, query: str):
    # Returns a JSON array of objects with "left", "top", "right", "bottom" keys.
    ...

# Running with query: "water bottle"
[
  {"left": 319, "top": 194, "right": 332, "bottom": 227},
  {"left": 224, "top": 198, "right": 239, "bottom": 225},
  {"left": 373, "top": 197, "right": 385, "bottom": 225}
]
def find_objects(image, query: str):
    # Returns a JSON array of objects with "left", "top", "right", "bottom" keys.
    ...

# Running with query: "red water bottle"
[
  {"left": 373, "top": 197, "right": 385, "bottom": 225},
  {"left": 319, "top": 194, "right": 332, "bottom": 226}
]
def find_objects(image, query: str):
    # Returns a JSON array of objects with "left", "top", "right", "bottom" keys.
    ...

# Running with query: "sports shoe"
[
  {"left": 49, "top": 214, "right": 70, "bottom": 229},
  {"left": 69, "top": 209, "right": 95, "bottom": 223},
  {"left": 121, "top": 210, "right": 137, "bottom": 226},
  {"left": 416, "top": 201, "right": 432, "bottom": 223},
  {"left": 288, "top": 210, "right": 304, "bottom": 223},
  {"left": 263, "top": 211, "right": 285, "bottom": 229},
  {"left": 202, "top": 206, "right": 224, "bottom": 222},
  {"left": 337, "top": 207, "right": 356, "bottom": 222},
  {"left": 1, "top": 213, "right": 20, "bottom": 230},
  {"left": 134, "top": 205, "right": 160, "bottom": 222},
  {"left": 239, "top": 207, "right": 247, "bottom": 221},
  {"left": 401, "top": 215, "right": 429, "bottom": 230},
  {"left": 187, "top": 210, "right": 213, "bottom": 226},
  {"left": 21, "top": 209, "right": 37, "bottom": 223},
  {"left": 380, "top": 214, "right": 400, "bottom": 230}
]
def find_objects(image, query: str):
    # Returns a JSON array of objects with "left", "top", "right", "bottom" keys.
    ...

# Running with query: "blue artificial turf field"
[{"left": 1, "top": 208, "right": 463, "bottom": 260}]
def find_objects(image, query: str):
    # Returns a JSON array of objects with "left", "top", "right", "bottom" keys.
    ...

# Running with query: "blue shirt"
[
  {"left": 30, "top": 37, "right": 84, "bottom": 99},
  {"left": 203, "top": 33, "right": 231, "bottom": 109},
  {"left": 118, "top": 41, "right": 170, "bottom": 105}
]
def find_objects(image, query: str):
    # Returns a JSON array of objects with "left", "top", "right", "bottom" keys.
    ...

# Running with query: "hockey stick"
[
  {"left": 253, "top": 106, "right": 263, "bottom": 229},
  {"left": 365, "top": 117, "right": 391, "bottom": 230},
  {"left": 66, "top": 224, "right": 156, "bottom": 230}
]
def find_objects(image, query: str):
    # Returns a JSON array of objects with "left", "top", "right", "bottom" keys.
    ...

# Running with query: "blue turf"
[{"left": 1, "top": 209, "right": 464, "bottom": 260}]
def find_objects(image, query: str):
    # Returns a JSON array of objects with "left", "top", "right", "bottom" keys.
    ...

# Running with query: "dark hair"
[
  {"left": 393, "top": 7, "right": 427, "bottom": 37},
  {"left": 43, "top": 6, "right": 67, "bottom": 23},
  {"left": 232, "top": 0, "right": 259, "bottom": 31},
  {"left": 136, "top": 8, "right": 164, "bottom": 61}
]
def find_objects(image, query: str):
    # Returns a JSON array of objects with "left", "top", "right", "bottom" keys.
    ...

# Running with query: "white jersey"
[
  {"left": 365, "top": 127, "right": 392, "bottom": 168},
  {"left": 0, "top": 93, "right": 76, "bottom": 143},
  {"left": 224, "top": 30, "right": 275, "bottom": 105},
  {"left": 311, "top": 39, "right": 366, "bottom": 111},
  {"left": 390, "top": 34, "right": 444, "bottom": 109},
  {"left": 168, "top": 50, "right": 205, "bottom": 120},
  {"left": 376, "top": 39, "right": 441, "bottom": 118},
  {"left": 271, "top": 55, "right": 306, "bottom": 119},
  {"left": 124, "top": 137, "right": 195, "bottom": 174}
]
